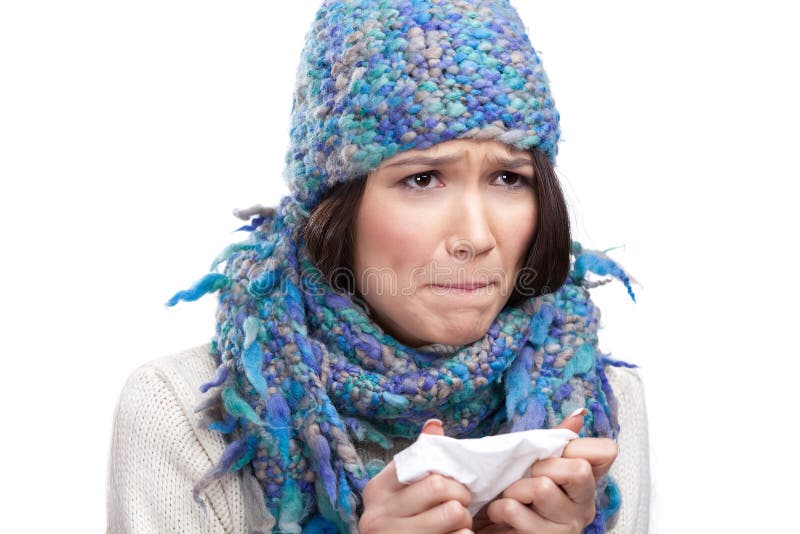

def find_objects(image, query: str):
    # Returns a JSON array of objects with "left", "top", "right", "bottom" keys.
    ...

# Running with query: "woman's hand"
[
  {"left": 475, "top": 409, "right": 618, "bottom": 534},
  {"left": 358, "top": 419, "right": 474, "bottom": 534}
]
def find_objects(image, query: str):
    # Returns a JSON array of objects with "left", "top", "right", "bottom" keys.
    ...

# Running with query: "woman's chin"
[{"left": 415, "top": 317, "right": 494, "bottom": 347}]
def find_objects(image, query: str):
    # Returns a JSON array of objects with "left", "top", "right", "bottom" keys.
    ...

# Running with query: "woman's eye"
[
  {"left": 400, "top": 171, "right": 531, "bottom": 191},
  {"left": 401, "top": 172, "right": 440, "bottom": 191},
  {"left": 494, "top": 171, "right": 528, "bottom": 188}
]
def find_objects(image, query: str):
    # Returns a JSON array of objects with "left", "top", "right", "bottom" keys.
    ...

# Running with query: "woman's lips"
[
  {"left": 432, "top": 282, "right": 491, "bottom": 290},
  {"left": 429, "top": 281, "right": 495, "bottom": 294}
]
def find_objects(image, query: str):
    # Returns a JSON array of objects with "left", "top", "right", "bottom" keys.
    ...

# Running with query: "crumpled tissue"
[{"left": 394, "top": 428, "right": 578, "bottom": 515}]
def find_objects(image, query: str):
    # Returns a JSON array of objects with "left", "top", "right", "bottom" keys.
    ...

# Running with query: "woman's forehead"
[{"left": 378, "top": 139, "right": 532, "bottom": 168}]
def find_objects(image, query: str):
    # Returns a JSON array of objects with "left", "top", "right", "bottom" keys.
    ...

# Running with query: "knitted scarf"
[{"left": 168, "top": 196, "right": 636, "bottom": 533}]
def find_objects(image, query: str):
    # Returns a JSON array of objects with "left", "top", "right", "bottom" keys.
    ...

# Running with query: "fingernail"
[
  {"left": 422, "top": 418, "right": 443, "bottom": 432},
  {"left": 569, "top": 408, "right": 588, "bottom": 418}
]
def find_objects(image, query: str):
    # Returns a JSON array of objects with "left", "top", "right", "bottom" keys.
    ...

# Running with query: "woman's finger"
[
  {"left": 390, "top": 472, "right": 472, "bottom": 517},
  {"left": 400, "top": 498, "right": 473, "bottom": 533},
  {"left": 527, "top": 457, "right": 597, "bottom": 505},
  {"left": 560, "top": 437, "right": 618, "bottom": 480},
  {"left": 501, "top": 474, "right": 588, "bottom": 524},
  {"left": 360, "top": 488, "right": 471, "bottom": 533},
  {"left": 555, "top": 407, "right": 587, "bottom": 434},
  {"left": 361, "top": 419, "right": 473, "bottom": 532},
  {"left": 487, "top": 497, "right": 575, "bottom": 534},
  {"left": 363, "top": 466, "right": 471, "bottom": 519},
  {"left": 361, "top": 459, "right": 404, "bottom": 504},
  {"left": 362, "top": 418, "right": 447, "bottom": 505}
]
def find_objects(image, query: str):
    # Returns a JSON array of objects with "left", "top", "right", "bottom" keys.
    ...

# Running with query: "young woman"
[{"left": 107, "top": 1, "right": 649, "bottom": 532}]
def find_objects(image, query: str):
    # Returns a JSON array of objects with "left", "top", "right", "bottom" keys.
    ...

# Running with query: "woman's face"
[{"left": 352, "top": 139, "right": 537, "bottom": 347}]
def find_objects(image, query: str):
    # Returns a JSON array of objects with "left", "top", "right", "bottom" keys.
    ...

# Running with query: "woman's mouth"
[{"left": 429, "top": 281, "right": 495, "bottom": 294}]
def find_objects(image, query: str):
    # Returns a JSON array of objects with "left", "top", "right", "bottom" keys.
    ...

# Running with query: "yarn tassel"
[
  {"left": 505, "top": 343, "right": 535, "bottom": 423},
  {"left": 207, "top": 413, "right": 238, "bottom": 434},
  {"left": 166, "top": 273, "right": 229, "bottom": 306},
  {"left": 309, "top": 433, "right": 338, "bottom": 508},
  {"left": 601, "top": 355, "right": 639, "bottom": 368},
  {"left": 232, "top": 204, "right": 275, "bottom": 222},
  {"left": 528, "top": 303, "right": 555, "bottom": 346},
  {"left": 602, "top": 476, "right": 622, "bottom": 519},
  {"left": 515, "top": 397, "right": 547, "bottom": 432},
  {"left": 353, "top": 418, "right": 393, "bottom": 450},
  {"left": 243, "top": 342, "right": 268, "bottom": 399},
  {"left": 295, "top": 333, "right": 321, "bottom": 374},
  {"left": 199, "top": 362, "right": 229, "bottom": 393},
  {"left": 222, "top": 387, "right": 263, "bottom": 426},
  {"left": 381, "top": 392, "right": 409, "bottom": 410},
  {"left": 588, "top": 400, "right": 611, "bottom": 435},
  {"left": 344, "top": 418, "right": 365, "bottom": 442},
  {"left": 313, "top": 476, "right": 350, "bottom": 533},
  {"left": 234, "top": 216, "right": 265, "bottom": 232},
  {"left": 231, "top": 435, "right": 258, "bottom": 472},
  {"left": 191, "top": 436, "right": 249, "bottom": 511},
  {"left": 194, "top": 388, "right": 222, "bottom": 413},
  {"left": 571, "top": 243, "right": 636, "bottom": 302},
  {"left": 337, "top": 467, "right": 353, "bottom": 519},
  {"left": 267, "top": 393, "right": 292, "bottom": 464},
  {"left": 277, "top": 478, "right": 304, "bottom": 534},
  {"left": 243, "top": 316, "right": 261, "bottom": 348}
]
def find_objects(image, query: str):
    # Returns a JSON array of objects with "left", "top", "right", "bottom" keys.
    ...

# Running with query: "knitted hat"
[{"left": 282, "top": 0, "right": 560, "bottom": 223}]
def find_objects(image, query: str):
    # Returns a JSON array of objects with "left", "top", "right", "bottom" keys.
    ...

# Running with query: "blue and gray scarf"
[{"left": 168, "top": 197, "right": 636, "bottom": 533}]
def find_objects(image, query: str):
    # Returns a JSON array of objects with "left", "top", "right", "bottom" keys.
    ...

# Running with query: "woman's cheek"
[
  {"left": 363, "top": 208, "right": 439, "bottom": 278},
  {"left": 504, "top": 201, "right": 537, "bottom": 258}
]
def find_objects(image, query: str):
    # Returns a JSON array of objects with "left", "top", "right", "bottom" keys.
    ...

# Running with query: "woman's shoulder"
[
  {"left": 109, "top": 344, "right": 249, "bottom": 533},
  {"left": 605, "top": 365, "right": 644, "bottom": 388},
  {"left": 112, "top": 344, "right": 219, "bottom": 457},
  {"left": 113, "top": 344, "right": 223, "bottom": 427},
  {"left": 112, "top": 343, "right": 230, "bottom": 479},
  {"left": 123, "top": 343, "right": 216, "bottom": 396},
  {"left": 603, "top": 364, "right": 650, "bottom": 534},
  {"left": 604, "top": 365, "right": 645, "bottom": 399}
]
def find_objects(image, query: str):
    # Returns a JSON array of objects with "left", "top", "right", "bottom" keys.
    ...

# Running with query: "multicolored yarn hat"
[{"left": 282, "top": 0, "right": 560, "bottom": 223}]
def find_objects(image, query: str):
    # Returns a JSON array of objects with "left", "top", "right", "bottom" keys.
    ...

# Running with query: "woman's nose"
[{"left": 446, "top": 199, "right": 496, "bottom": 262}]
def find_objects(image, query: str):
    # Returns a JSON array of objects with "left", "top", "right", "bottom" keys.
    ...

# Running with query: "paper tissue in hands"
[{"left": 393, "top": 428, "right": 578, "bottom": 515}]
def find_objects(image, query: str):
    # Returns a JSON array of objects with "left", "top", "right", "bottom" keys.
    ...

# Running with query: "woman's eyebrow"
[
  {"left": 383, "top": 154, "right": 461, "bottom": 168},
  {"left": 382, "top": 154, "right": 533, "bottom": 168},
  {"left": 490, "top": 156, "right": 534, "bottom": 169}
]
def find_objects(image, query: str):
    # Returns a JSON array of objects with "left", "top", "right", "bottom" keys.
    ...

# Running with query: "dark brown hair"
[{"left": 302, "top": 148, "right": 571, "bottom": 307}]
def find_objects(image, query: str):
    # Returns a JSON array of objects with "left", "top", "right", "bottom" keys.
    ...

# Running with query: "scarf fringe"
[
  {"left": 166, "top": 273, "right": 229, "bottom": 307},
  {"left": 571, "top": 242, "right": 637, "bottom": 303}
]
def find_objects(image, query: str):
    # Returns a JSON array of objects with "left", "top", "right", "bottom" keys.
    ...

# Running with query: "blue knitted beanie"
[{"left": 282, "top": 0, "right": 560, "bottom": 222}]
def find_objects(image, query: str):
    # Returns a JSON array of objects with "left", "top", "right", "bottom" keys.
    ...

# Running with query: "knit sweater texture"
[{"left": 106, "top": 344, "right": 650, "bottom": 533}]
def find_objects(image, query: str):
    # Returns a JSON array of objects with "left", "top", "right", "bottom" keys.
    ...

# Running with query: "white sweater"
[{"left": 106, "top": 344, "right": 650, "bottom": 533}]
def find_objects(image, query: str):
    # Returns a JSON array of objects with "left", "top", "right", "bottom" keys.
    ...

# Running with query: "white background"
[{"left": 2, "top": 1, "right": 798, "bottom": 532}]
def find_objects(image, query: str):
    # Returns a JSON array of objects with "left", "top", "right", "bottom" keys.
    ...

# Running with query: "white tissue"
[{"left": 393, "top": 428, "right": 578, "bottom": 515}]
